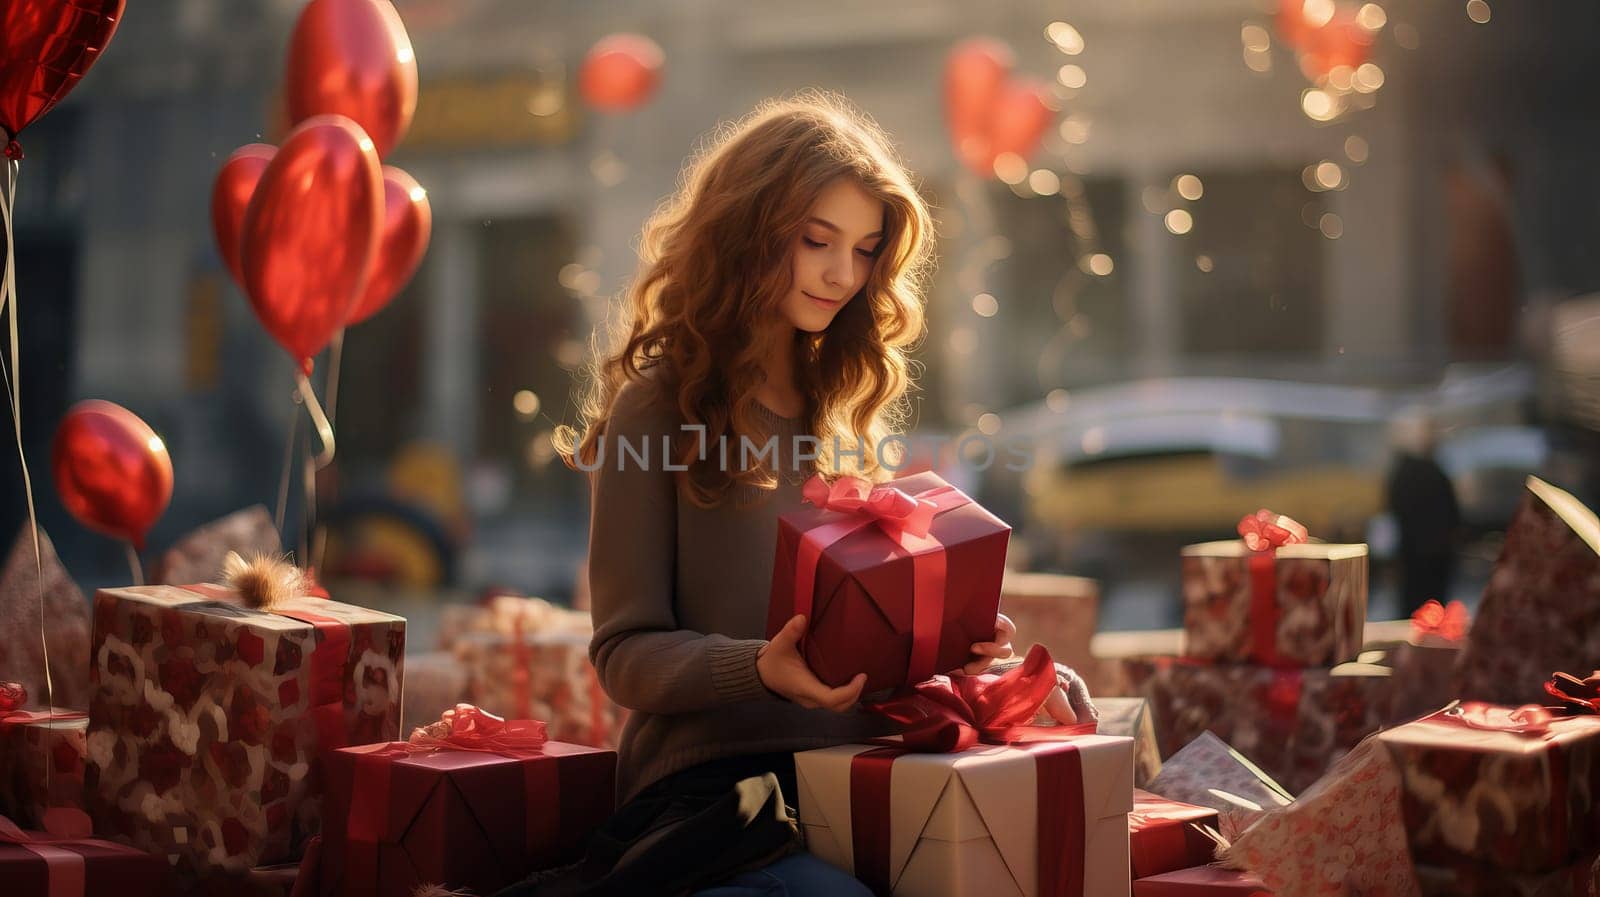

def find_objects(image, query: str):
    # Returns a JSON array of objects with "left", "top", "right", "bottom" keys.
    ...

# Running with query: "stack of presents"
[{"left": 2, "top": 471, "right": 1598, "bottom": 896}]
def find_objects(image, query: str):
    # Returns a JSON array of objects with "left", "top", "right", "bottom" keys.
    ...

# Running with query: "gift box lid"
[
  {"left": 796, "top": 735, "right": 1133, "bottom": 895},
  {"left": 1378, "top": 703, "right": 1600, "bottom": 755},
  {"left": 96, "top": 584, "right": 404, "bottom": 631},
  {"left": 1180, "top": 541, "right": 1367, "bottom": 561}
]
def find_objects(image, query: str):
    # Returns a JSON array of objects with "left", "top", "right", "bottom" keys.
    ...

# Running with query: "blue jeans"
[{"left": 691, "top": 852, "right": 874, "bottom": 896}]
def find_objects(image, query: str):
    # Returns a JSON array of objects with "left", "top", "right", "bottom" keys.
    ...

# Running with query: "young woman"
[{"left": 550, "top": 92, "right": 1096, "bottom": 896}]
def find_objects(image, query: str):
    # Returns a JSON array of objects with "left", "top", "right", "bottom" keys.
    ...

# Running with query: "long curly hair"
[{"left": 556, "top": 91, "right": 935, "bottom": 508}]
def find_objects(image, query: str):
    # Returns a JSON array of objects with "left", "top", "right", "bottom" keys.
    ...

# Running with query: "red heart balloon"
[
  {"left": 347, "top": 165, "right": 431, "bottom": 325},
  {"left": 944, "top": 38, "right": 1013, "bottom": 172},
  {"left": 988, "top": 78, "right": 1054, "bottom": 164},
  {"left": 210, "top": 144, "right": 276, "bottom": 290},
  {"left": 286, "top": 0, "right": 418, "bottom": 159},
  {"left": 0, "top": 0, "right": 125, "bottom": 155},
  {"left": 240, "top": 115, "right": 383, "bottom": 372},
  {"left": 51, "top": 400, "right": 173, "bottom": 551},
  {"left": 579, "top": 33, "right": 665, "bottom": 112}
]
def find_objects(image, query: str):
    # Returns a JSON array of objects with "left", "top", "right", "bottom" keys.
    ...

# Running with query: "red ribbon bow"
[
  {"left": 1236, "top": 508, "right": 1308, "bottom": 552},
  {"left": 405, "top": 704, "right": 549, "bottom": 756},
  {"left": 864, "top": 644, "right": 1096, "bottom": 752},
  {"left": 1546, "top": 671, "right": 1600, "bottom": 715},
  {"left": 1411, "top": 599, "right": 1470, "bottom": 643},
  {"left": 801, "top": 474, "right": 940, "bottom": 540}
]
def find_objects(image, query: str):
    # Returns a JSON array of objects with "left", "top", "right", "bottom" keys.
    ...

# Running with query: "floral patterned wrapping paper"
[
  {"left": 455, "top": 630, "right": 625, "bottom": 749},
  {"left": 0, "top": 712, "right": 88, "bottom": 828},
  {"left": 999, "top": 571, "right": 1099, "bottom": 678},
  {"left": 1097, "top": 697, "right": 1163, "bottom": 787},
  {"left": 1128, "top": 657, "right": 1391, "bottom": 794},
  {"left": 1180, "top": 541, "right": 1368, "bottom": 668},
  {"left": 84, "top": 584, "right": 405, "bottom": 878},
  {"left": 1220, "top": 736, "right": 1421, "bottom": 897},
  {"left": 1144, "top": 731, "right": 1294, "bottom": 817},
  {"left": 1378, "top": 703, "right": 1600, "bottom": 873},
  {"left": 1457, "top": 478, "right": 1600, "bottom": 706}
]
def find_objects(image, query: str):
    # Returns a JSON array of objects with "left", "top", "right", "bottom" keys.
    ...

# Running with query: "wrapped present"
[
  {"left": 999, "top": 571, "right": 1098, "bottom": 676},
  {"left": 399, "top": 652, "right": 469, "bottom": 734},
  {"left": 0, "top": 812, "right": 170, "bottom": 897},
  {"left": 1382, "top": 600, "right": 1470, "bottom": 725},
  {"left": 1134, "top": 866, "right": 1273, "bottom": 896},
  {"left": 1458, "top": 478, "right": 1600, "bottom": 705},
  {"left": 150, "top": 506, "right": 282, "bottom": 587},
  {"left": 1130, "top": 789, "right": 1219, "bottom": 879},
  {"left": 1181, "top": 510, "right": 1368, "bottom": 668},
  {"left": 437, "top": 594, "right": 592, "bottom": 652},
  {"left": 1097, "top": 697, "right": 1162, "bottom": 787},
  {"left": 0, "top": 697, "right": 88, "bottom": 829},
  {"left": 796, "top": 646, "right": 1133, "bottom": 897},
  {"left": 1129, "top": 657, "right": 1390, "bottom": 794},
  {"left": 769, "top": 471, "right": 1011, "bottom": 693},
  {"left": 0, "top": 528, "right": 92, "bottom": 711},
  {"left": 312, "top": 705, "right": 616, "bottom": 897},
  {"left": 1379, "top": 697, "right": 1600, "bottom": 872},
  {"left": 455, "top": 629, "right": 624, "bottom": 749},
  {"left": 1086, "top": 629, "right": 1182, "bottom": 697},
  {"left": 85, "top": 565, "right": 406, "bottom": 876},
  {"left": 1220, "top": 736, "right": 1421, "bottom": 897},
  {"left": 1414, "top": 851, "right": 1600, "bottom": 897},
  {"left": 1145, "top": 732, "right": 1293, "bottom": 816}
]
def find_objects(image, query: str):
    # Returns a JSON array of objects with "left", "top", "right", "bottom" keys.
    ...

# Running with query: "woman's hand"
[
  {"left": 962, "top": 613, "right": 1017, "bottom": 675},
  {"left": 757, "top": 615, "right": 867, "bottom": 712}
]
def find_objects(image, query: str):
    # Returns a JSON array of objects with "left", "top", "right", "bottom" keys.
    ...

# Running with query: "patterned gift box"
[
  {"left": 399, "top": 652, "right": 470, "bottom": 734},
  {"left": 85, "top": 583, "right": 406, "bottom": 876},
  {"left": 1379, "top": 702, "right": 1600, "bottom": 873},
  {"left": 1086, "top": 629, "right": 1181, "bottom": 698},
  {"left": 1097, "top": 697, "right": 1162, "bottom": 787},
  {"left": 1144, "top": 731, "right": 1293, "bottom": 817},
  {"left": 436, "top": 594, "right": 592, "bottom": 653},
  {"left": 1457, "top": 478, "right": 1600, "bottom": 706},
  {"left": 1181, "top": 540, "right": 1367, "bottom": 668},
  {"left": 1133, "top": 866, "right": 1273, "bottom": 896},
  {"left": 0, "top": 814, "right": 170, "bottom": 897},
  {"left": 0, "top": 709, "right": 88, "bottom": 829},
  {"left": 1130, "top": 788, "right": 1219, "bottom": 879},
  {"left": 455, "top": 630, "right": 624, "bottom": 749},
  {"left": 796, "top": 734, "right": 1135, "bottom": 897},
  {"left": 1220, "top": 736, "right": 1421, "bottom": 897},
  {"left": 999, "top": 572, "right": 1098, "bottom": 678},
  {"left": 1129, "top": 657, "right": 1391, "bottom": 794}
]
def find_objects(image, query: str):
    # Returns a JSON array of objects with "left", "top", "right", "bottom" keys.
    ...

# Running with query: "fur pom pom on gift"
[
  {"left": 412, "top": 886, "right": 474, "bottom": 897},
  {"left": 222, "top": 551, "right": 303, "bottom": 610}
]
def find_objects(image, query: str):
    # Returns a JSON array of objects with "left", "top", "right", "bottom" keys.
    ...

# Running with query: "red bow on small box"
[
  {"left": 801, "top": 474, "right": 941, "bottom": 540},
  {"left": 1546, "top": 671, "right": 1600, "bottom": 716},
  {"left": 1236, "top": 509, "right": 1308, "bottom": 552},
  {"left": 405, "top": 704, "right": 548, "bottom": 756},
  {"left": 865, "top": 644, "right": 1095, "bottom": 753},
  {"left": 1411, "top": 599, "right": 1469, "bottom": 644}
]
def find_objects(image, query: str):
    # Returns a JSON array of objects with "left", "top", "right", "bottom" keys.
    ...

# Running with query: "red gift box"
[
  {"left": 314, "top": 712, "right": 616, "bottom": 897},
  {"left": 1133, "top": 865, "right": 1273, "bottom": 896},
  {"left": 1131, "top": 789, "right": 1219, "bottom": 879},
  {"left": 0, "top": 813, "right": 168, "bottom": 897},
  {"left": 768, "top": 471, "right": 1010, "bottom": 692},
  {"left": 0, "top": 708, "right": 88, "bottom": 829}
]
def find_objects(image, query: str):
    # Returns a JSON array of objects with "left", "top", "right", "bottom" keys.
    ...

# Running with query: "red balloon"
[
  {"left": 240, "top": 115, "right": 383, "bottom": 372},
  {"left": 944, "top": 38, "right": 1013, "bottom": 171},
  {"left": 988, "top": 79, "right": 1053, "bottom": 167},
  {"left": 579, "top": 34, "right": 664, "bottom": 112},
  {"left": 286, "top": 0, "right": 418, "bottom": 159},
  {"left": 210, "top": 144, "right": 276, "bottom": 290},
  {"left": 1301, "top": 12, "right": 1372, "bottom": 77},
  {"left": 0, "top": 0, "right": 124, "bottom": 156},
  {"left": 347, "top": 165, "right": 431, "bottom": 325},
  {"left": 51, "top": 401, "right": 173, "bottom": 551}
]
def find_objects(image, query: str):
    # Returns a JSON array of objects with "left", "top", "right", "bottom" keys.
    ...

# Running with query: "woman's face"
[{"left": 779, "top": 177, "right": 885, "bottom": 334}]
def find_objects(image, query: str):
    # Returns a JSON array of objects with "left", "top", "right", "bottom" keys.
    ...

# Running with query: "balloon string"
[
  {"left": 325, "top": 329, "right": 344, "bottom": 429},
  {"left": 300, "top": 431, "right": 312, "bottom": 569},
  {"left": 295, "top": 371, "right": 335, "bottom": 471},
  {"left": 274, "top": 393, "right": 300, "bottom": 537},
  {"left": 124, "top": 542, "right": 143, "bottom": 587},
  {"left": 1, "top": 152, "right": 57, "bottom": 794}
]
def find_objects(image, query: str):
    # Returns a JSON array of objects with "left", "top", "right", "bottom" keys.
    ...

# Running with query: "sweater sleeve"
[{"left": 585, "top": 377, "right": 777, "bottom": 714}]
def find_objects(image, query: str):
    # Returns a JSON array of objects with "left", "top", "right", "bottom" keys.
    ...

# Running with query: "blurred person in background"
[{"left": 1385, "top": 409, "right": 1462, "bottom": 617}]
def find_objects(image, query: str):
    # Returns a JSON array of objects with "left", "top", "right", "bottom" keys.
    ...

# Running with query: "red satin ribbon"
[
  {"left": 0, "top": 813, "right": 128, "bottom": 897},
  {"left": 791, "top": 475, "right": 971, "bottom": 686},
  {"left": 847, "top": 739, "right": 1087, "bottom": 897},
  {"left": 341, "top": 707, "right": 557, "bottom": 896},
  {"left": 1410, "top": 599, "right": 1469, "bottom": 644},
  {"left": 1236, "top": 508, "right": 1307, "bottom": 668}
]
